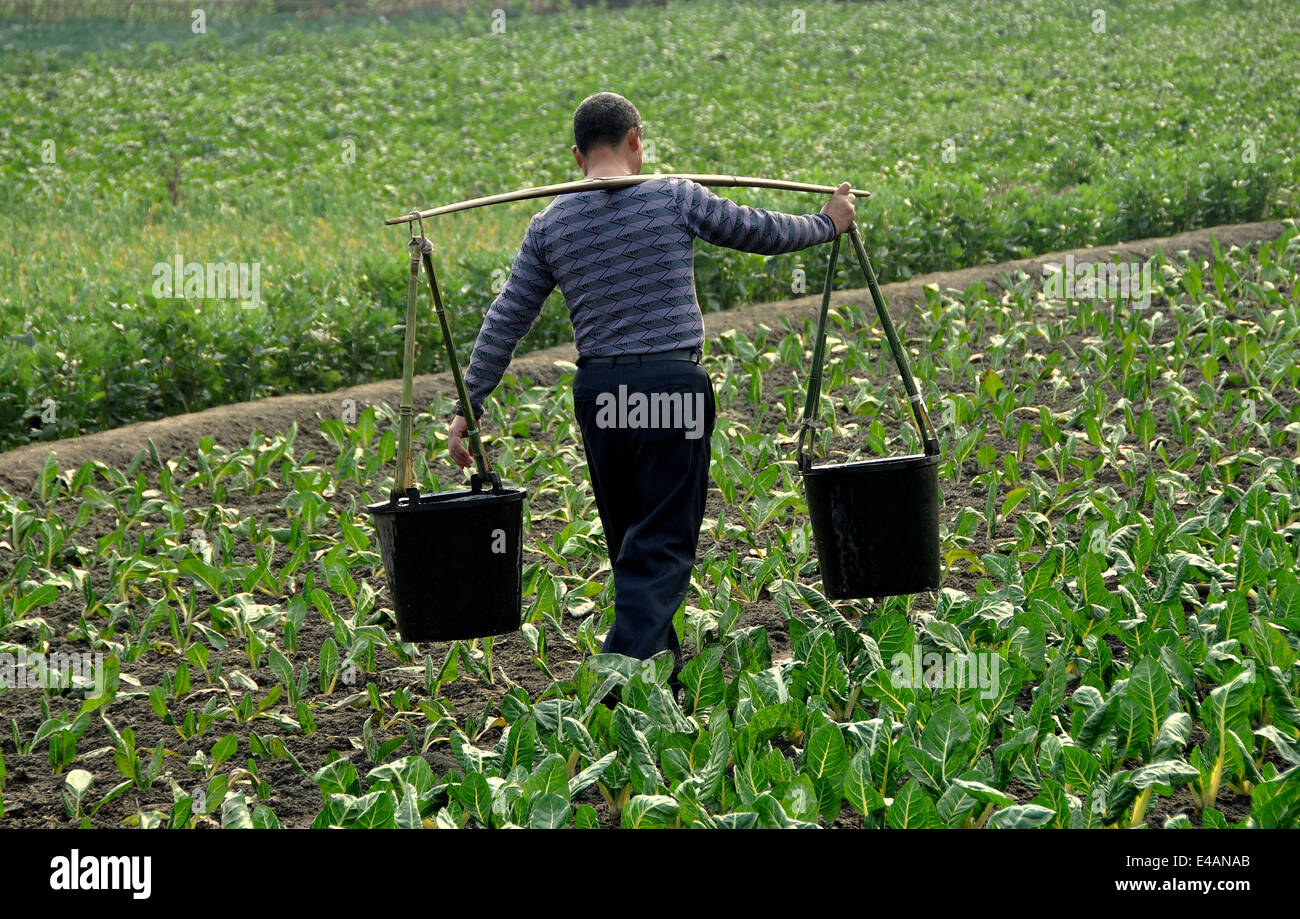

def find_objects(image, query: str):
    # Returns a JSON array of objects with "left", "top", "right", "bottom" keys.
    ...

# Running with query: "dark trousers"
[{"left": 572, "top": 359, "right": 716, "bottom": 670}]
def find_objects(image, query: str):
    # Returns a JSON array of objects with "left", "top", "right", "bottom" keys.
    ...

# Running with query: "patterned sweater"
[{"left": 456, "top": 175, "right": 838, "bottom": 419}]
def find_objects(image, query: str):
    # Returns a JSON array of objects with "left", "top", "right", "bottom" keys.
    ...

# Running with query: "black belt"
[{"left": 576, "top": 348, "right": 702, "bottom": 368}]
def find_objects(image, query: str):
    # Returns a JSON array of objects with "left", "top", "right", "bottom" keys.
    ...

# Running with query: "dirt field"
[{"left": 0, "top": 218, "right": 1290, "bottom": 828}]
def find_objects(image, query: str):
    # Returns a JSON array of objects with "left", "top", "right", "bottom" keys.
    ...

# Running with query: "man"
[{"left": 447, "top": 91, "right": 856, "bottom": 701}]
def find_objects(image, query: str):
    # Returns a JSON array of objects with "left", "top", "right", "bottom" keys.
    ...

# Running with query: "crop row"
[{"left": 0, "top": 226, "right": 1296, "bottom": 826}]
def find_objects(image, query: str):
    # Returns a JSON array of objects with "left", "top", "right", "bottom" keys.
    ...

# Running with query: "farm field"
[
  {"left": 1, "top": 222, "right": 1297, "bottom": 829},
  {"left": 2, "top": 0, "right": 1299, "bottom": 449}
]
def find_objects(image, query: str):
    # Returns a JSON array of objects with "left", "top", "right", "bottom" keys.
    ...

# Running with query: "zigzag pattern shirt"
[{"left": 457, "top": 175, "right": 837, "bottom": 419}]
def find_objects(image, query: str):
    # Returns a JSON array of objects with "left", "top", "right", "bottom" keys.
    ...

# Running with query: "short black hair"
[{"left": 573, "top": 92, "right": 641, "bottom": 156}]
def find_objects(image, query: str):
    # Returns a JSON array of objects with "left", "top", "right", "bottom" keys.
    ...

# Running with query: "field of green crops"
[
  {"left": 1, "top": 223, "right": 1297, "bottom": 828},
  {"left": 3, "top": 0, "right": 1298, "bottom": 450}
]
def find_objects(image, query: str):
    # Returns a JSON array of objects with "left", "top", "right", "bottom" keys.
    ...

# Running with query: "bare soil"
[{"left": 0, "top": 219, "right": 1290, "bottom": 829}]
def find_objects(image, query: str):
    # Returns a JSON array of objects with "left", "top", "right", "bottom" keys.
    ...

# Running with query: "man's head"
[{"left": 571, "top": 92, "right": 643, "bottom": 176}]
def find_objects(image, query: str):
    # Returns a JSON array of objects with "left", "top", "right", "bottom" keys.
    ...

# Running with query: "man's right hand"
[
  {"left": 821, "top": 181, "right": 856, "bottom": 234},
  {"left": 448, "top": 413, "right": 473, "bottom": 469}
]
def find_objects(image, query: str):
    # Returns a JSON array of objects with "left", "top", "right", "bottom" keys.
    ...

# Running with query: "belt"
[{"left": 576, "top": 347, "right": 703, "bottom": 368}]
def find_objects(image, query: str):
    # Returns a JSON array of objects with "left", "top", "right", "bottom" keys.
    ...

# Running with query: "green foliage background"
[{"left": 1, "top": 0, "right": 1296, "bottom": 448}]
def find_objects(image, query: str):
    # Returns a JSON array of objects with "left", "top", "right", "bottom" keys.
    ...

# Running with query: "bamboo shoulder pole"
[{"left": 385, "top": 174, "right": 871, "bottom": 225}]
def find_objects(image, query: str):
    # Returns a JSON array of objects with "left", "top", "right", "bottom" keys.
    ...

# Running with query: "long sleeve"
[
  {"left": 674, "top": 178, "right": 838, "bottom": 254},
  {"left": 456, "top": 215, "right": 556, "bottom": 419}
]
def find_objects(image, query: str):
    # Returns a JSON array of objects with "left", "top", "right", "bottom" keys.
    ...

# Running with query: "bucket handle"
[
  {"left": 797, "top": 223, "right": 941, "bottom": 472},
  {"left": 471, "top": 470, "right": 504, "bottom": 494}
]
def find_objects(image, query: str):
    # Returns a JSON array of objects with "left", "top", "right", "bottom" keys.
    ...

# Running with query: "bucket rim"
[
  {"left": 800, "top": 451, "right": 939, "bottom": 477},
  {"left": 366, "top": 485, "right": 526, "bottom": 514}
]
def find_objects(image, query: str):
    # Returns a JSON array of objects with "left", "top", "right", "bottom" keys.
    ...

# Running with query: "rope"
[
  {"left": 416, "top": 236, "right": 494, "bottom": 485},
  {"left": 844, "top": 225, "right": 941, "bottom": 457},
  {"left": 390, "top": 228, "right": 495, "bottom": 498},
  {"left": 391, "top": 235, "right": 423, "bottom": 499},
  {"left": 796, "top": 234, "right": 841, "bottom": 470},
  {"left": 796, "top": 225, "right": 941, "bottom": 471}
]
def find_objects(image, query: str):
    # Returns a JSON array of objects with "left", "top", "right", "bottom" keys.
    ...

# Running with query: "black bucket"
[
  {"left": 801, "top": 452, "right": 941, "bottom": 599},
  {"left": 367, "top": 485, "right": 525, "bottom": 641}
]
